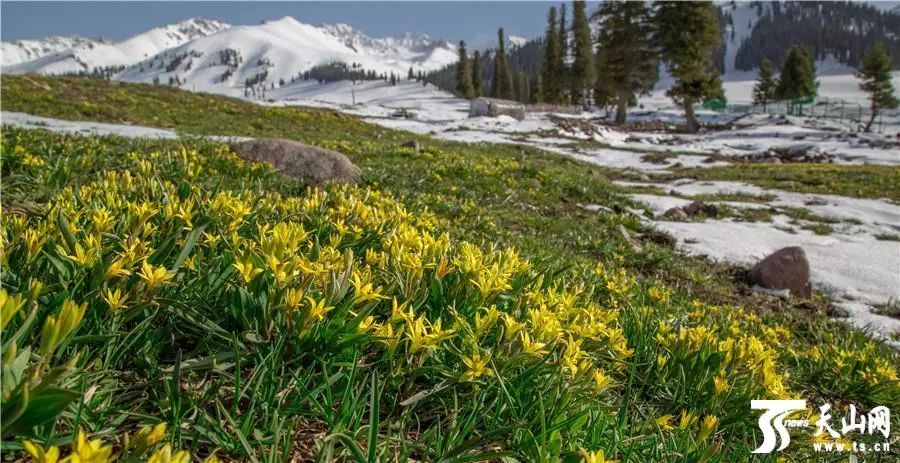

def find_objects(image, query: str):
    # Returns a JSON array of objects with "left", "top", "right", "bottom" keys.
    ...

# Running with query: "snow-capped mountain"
[
  {"left": 3, "top": 18, "right": 230, "bottom": 74},
  {"left": 3, "top": 16, "right": 457, "bottom": 95},
  {"left": 1, "top": 36, "right": 100, "bottom": 67},
  {"left": 115, "top": 17, "right": 456, "bottom": 91}
]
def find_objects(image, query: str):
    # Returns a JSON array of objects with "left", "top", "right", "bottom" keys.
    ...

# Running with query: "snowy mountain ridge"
[
  {"left": 2, "top": 18, "right": 231, "bottom": 72},
  {"left": 2, "top": 16, "right": 458, "bottom": 95}
]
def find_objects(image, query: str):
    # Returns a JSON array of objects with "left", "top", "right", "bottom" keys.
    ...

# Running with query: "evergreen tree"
[
  {"left": 559, "top": 3, "right": 570, "bottom": 104},
  {"left": 752, "top": 58, "right": 777, "bottom": 110},
  {"left": 654, "top": 1, "right": 724, "bottom": 133},
  {"left": 408, "top": 67, "right": 414, "bottom": 80},
  {"left": 491, "top": 28, "right": 514, "bottom": 99},
  {"left": 774, "top": 46, "right": 817, "bottom": 101},
  {"left": 456, "top": 41, "right": 475, "bottom": 98},
  {"left": 594, "top": 0, "right": 658, "bottom": 123},
  {"left": 472, "top": 50, "right": 483, "bottom": 97},
  {"left": 532, "top": 74, "right": 543, "bottom": 103},
  {"left": 541, "top": 6, "right": 563, "bottom": 104},
  {"left": 570, "top": 0, "right": 595, "bottom": 108},
  {"left": 857, "top": 42, "right": 898, "bottom": 132},
  {"left": 593, "top": 47, "right": 616, "bottom": 116}
]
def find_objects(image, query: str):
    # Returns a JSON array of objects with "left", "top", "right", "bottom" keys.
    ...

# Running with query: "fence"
[{"left": 711, "top": 97, "right": 900, "bottom": 134}]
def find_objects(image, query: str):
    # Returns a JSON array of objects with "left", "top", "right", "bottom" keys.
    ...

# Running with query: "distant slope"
[
  {"left": 730, "top": 1, "right": 900, "bottom": 71},
  {"left": 116, "top": 17, "right": 456, "bottom": 93},
  {"left": 3, "top": 19, "right": 230, "bottom": 74},
  {"left": 3, "top": 16, "right": 457, "bottom": 96},
  {"left": 1, "top": 36, "right": 99, "bottom": 67}
]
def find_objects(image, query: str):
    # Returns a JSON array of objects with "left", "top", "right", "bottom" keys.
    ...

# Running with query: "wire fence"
[{"left": 714, "top": 98, "right": 900, "bottom": 134}]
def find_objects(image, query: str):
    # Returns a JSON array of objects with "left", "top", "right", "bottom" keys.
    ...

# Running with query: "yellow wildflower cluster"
[{"left": 22, "top": 425, "right": 214, "bottom": 463}]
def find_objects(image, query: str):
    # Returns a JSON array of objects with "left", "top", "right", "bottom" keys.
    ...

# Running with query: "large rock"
[
  {"left": 748, "top": 246, "right": 812, "bottom": 297},
  {"left": 229, "top": 138, "right": 360, "bottom": 188}
]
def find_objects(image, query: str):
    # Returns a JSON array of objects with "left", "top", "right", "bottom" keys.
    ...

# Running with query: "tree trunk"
[
  {"left": 615, "top": 90, "right": 628, "bottom": 124},
  {"left": 683, "top": 97, "right": 698, "bottom": 133},
  {"left": 864, "top": 105, "right": 877, "bottom": 133}
]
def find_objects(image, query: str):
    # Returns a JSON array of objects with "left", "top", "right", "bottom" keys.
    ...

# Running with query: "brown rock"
[
  {"left": 662, "top": 207, "right": 689, "bottom": 220},
  {"left": 683, "top": 201, "right": 718, "bottom": 218},
  {"left": 748, "top": 246, "right": 812, "bottom": 298},
  {"left": 229, "top": 138, "right": 360, "bottom": 188},
  {"left": 401, "top": 140, "right": 420, "bottom": 153}
]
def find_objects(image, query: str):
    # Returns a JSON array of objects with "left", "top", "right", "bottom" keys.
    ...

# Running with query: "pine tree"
[
  {"left": 594, "top": 0, "right": 658, "bottom": 123},
  {"left": 559, "top": 3, "right": 570, "bottom": 104},
  {"left": 752, "top": 58, "right": 777, "bottom": 110},
  {"left": 456, "top": 41, "right": 475, "bottom": 98},
  {"left": 774, "top": 46, "right": 817, "bottom": 101},
  {"left": 654, "top": 1, "right": 724, "bottom": 133},
  {"left": 570, "top": 0, "right": 595, "bottom": 109},
  {"left": 532, "top": 74, "right": 544, "bottom": 103},
  {"left": 593, "top": 47, "right": 615, "bottom": 116},
  {"left": 541, "top": 6, "right": 562, "bottom": 104},
  {"left": 408, "top": 67, "right": 414, "bottom": 80},
  {"left": 491, "top": 28, "right": 514, "bottom": 99},
  {"left": 472, "top": 50, "right": 483, "bottom": 97},
  {"left": 857, "top": 42, "right": 898, "bottom": 132}
]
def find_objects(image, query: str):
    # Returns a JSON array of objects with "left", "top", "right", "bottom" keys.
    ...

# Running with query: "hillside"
[
  {"left": 2, "top": 16, "right": 457, "bottom": 94},
  {"left": 1, "top": 75, "right": 898, "bottom": 461},
  {"left": 2, "top": 18, "right": 230, "bottom": 73}
]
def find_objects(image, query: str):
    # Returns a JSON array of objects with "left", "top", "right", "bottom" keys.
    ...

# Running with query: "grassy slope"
[{"left": 2, "top": 76, "right": 899, "bottom": 461}]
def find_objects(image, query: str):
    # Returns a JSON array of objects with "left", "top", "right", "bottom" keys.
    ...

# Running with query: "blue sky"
[{"left": 1, "top": 1, "right": 576, "bottom": 48}]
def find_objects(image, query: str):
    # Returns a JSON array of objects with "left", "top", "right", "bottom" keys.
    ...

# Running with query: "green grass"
[
  {"left": 2, "top": 76, "right": 899, "bottom": 462},
  {"left": 665, "top": 164, "right": 900, "bottom": 201}
]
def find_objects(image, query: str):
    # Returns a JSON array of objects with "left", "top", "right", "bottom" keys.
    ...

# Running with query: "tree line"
[
  {"left": 451, "top": 1, "right": 724, "bottom": 133},
  {"left": 446, "top": 0, "right": 897, "bottom": 133}
]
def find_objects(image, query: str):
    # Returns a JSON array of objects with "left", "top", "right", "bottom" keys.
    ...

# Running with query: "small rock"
[
  {"left": 401, "top": 140, "right": 420, "bottom": 153},
  {"left": 683, "top": 201, "right": 718, "bottom": 218},
  {"left": 663, "top": 207, "right": 689, "bottom": 220},
  {"left": 747, "top": 246, "right": 812, "bottom": 298}
]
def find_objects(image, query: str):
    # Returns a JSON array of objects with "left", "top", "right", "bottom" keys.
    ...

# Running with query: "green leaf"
[
  {"left": 171, "top": 221, "right": 207, "bottom": 271},
  {"left": 4, "top": 387, "right": 79, "bottom": 437}
]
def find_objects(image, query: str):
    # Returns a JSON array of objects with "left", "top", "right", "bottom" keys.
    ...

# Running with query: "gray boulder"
[
  {"left": 229, "top": 138, "right": 360, "bottom": 188},
  {"left": 748, "top": 246, "right": 812, "bottom": 298}
]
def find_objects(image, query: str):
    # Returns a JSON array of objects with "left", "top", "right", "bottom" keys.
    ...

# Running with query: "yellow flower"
[
  {"left": 656, "top": 354, "right": 668, "bottom": 368},
  {"left": 128, "top": 422, "right": 167, "bottom": 450},
  {"left": 519, "top": 331, "right": 548, "bottom": 356},
  {"left": 284, "top": 287, "right": 304, "bottom": 309},
  {"left": 138, "top": 261, "right": 174, "bottom": 291},
  {"left": 40, "top": 299, "right": 87, "bottom": 356},
  {"left": 698, "top": 415, "right": 719, "bottom": 441},
  {"left": 147, "top": 444, "right": 191, "bottom": 463},
  {"left": 580, "top": 448, "right": 618, "bottom": 463},
  {"left": 103, "top": 288, "right": 128, "bottom": 311},
  {"left": 305, "top": 296, "right": 333, "bottom": 322},
  {"left": 592, "top": 369, "right": 613, "bottom": 394},
  {"left": 1, "top": 289, "right": 26, "bottom": 331},
  {"left": 69, "top": 430, "right": 114, "bottom": 463},
  {"left": 501, "top": 313, "right": 523, "bottom": 341},
  {"left": 22, "top": 441, "right": 59, "bottom": 463},
  {"left": 232, "top": 255, "right": 263, "bottom": 284},
  {"left": 104, "top": 258, "right": 132, "bottom": 280},
  {"left": 350, "top": 273, "right": 383, "bottom": 303},
  {"left": 655, "top": 414, "right": 674, "bottom": 431},
  {"left": 460, "top": 351, "right": 494, "bottom": 382},
  {"left": 22, "top": 152, "right": 47, "bottom": 167},
  {"left": 91, "top": 208, "right": 115, "bottom": 234},
  {"left": 678, "top": 410, "right": 696, "bottom": 430},
  {"left": 713, "top": 376, "right": 728, "bottom": 395}
]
